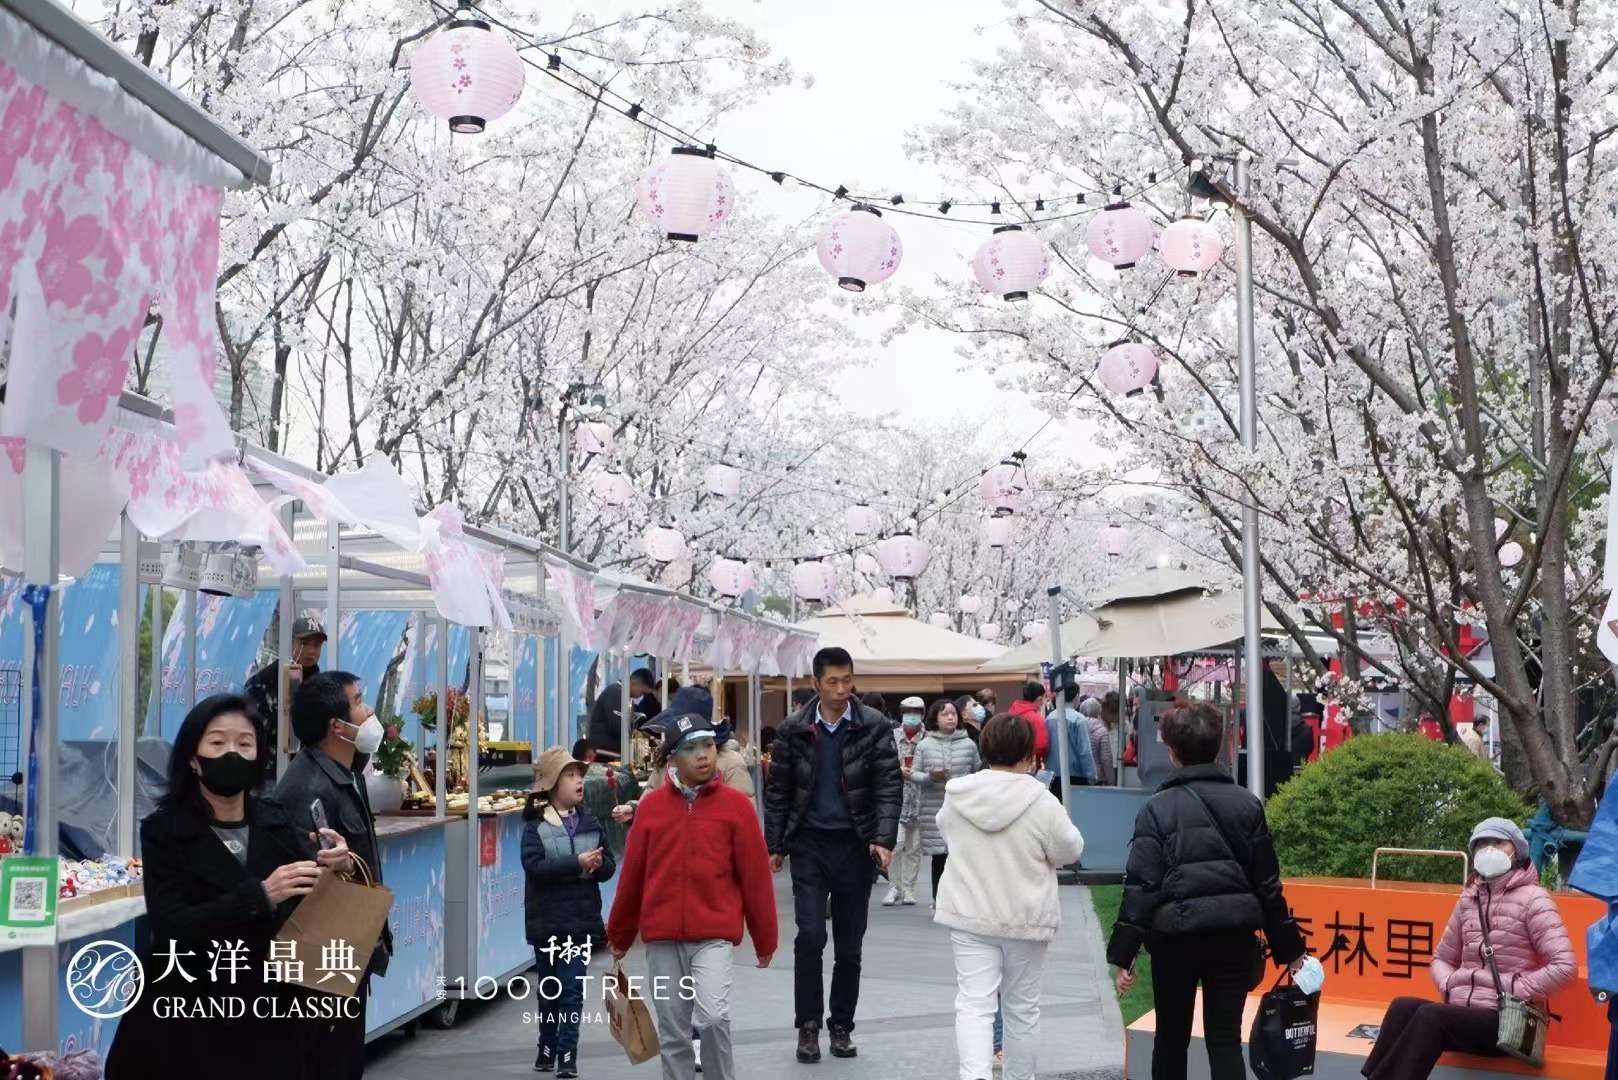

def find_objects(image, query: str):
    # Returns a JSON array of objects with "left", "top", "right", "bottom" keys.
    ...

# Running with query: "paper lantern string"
[{"left": 422, "top": 0, "right": 1177, "bottom": 227}]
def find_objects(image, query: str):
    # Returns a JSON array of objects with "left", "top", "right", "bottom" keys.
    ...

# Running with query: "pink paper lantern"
[
  {"left": 574, "top": 420, "right": 614, "bottom": 458},
  {"left": 972, "top": 225, "right": 1051, "bottom": 302},
  {"left": 1498, "top": 541, "right": 1524, "bottom": 568},
  {"left": 855, "top": 553, "right": 881, "bottom": 577},
  {"left": 928, "top": 612, "right": 951, "bottom": 628},
  {"left": 817, "top": 205, "right": 903, "bottom": 292},
  {"left": 410, "top": 13, "right": 526, "bottom": 135},
  {"left": 1097, "top": 340, "right": 1159, "bottom": 397},
  {"left": 958, "top": 594, "right": 983, "bottom": 615},
  {"left": 592, "top": 469, "right": 633, "bottom": 506},
  {"left": 636, "top": 146, "right": 736, "bottom": 242},
  {"left": 877, "top": 533, "right": 931, "bottom": 580},
  {"left": 1021, "top": 620, "right": 1047, "bottom": 641},
  {"left": 709, "top": 556, "right": 755, "bottom": 597},
  {"left": 1085, "top": 202, "right": 1154, "bottom": 269},
  {"left": 644, "top": 524, "right": 687, "bottom": 563},
  {"left": 979, "top": 622, "right": 1001, "bottom": 641},
  {"left": 1158, "top": 215, "right": 1224, "bottom": 277},
  {"left": 1493, "top": 518, "right": 1509, "bottom": 540},
  {"left": 845, "top": 503, "right": 881, "bottom": 535},
  {"left": 979, "top": 458, "right": 1030, "bottom": 515},
  {"left": 705, "top": 463, "right": 741, "bottom": 498},
  {"left": 1100, "top": 523, "right": 1128, "bottom": 557},
  {"left": 872, "top": 586, "right": 896, "bottom": 604},
  {"left": 981, "top": 515, "right": 1014, "bottom": 548},
  {"left": 792, "top": 560, "right": 835, "bottom": 601}
]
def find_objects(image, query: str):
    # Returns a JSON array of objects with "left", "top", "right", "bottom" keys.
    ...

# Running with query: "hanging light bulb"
[
  {"left": 591, "top": 468, "right": 633, "bottom": 506},
  {"left": 704, "top": 462, "right": 741, "bottom": 498},
  {"left": 791, "top": 560, "right": 835, "bottom": 602},
  {"left": 1158, "top": 215, "right": 1224, "bottom": 277},
  {"left": 958, "top": 594, "right": 984, "bottom": 615},
  {"left": 709, "top": 556, "right": 755, "bottom": 598},
  {"left": 817, "top": 204, "right": 903, "bottom": 292},
  {"left": 1085, "top": 202, "right": 1154, "bottom": 269},
  {"left": 971, "top": 224, "right": 1050, "bottom": 302},
  {"left": 643, "top": 523, "right": 687, "bottom": 564},
  {"left": 1100, "top": 523, "right": 1128, "bottom": 558},
  {"left": 845, "top": 503, "right": 881, "bottom": 535},
  {"left": 636, "top": 146, "right": 736, "bottom": 242},
  {"left": 409, "top": 8, "right": 526, "bottom": 134},
  {"left": 1097, "top": 339, "right": 1159, "bottom": 396}
]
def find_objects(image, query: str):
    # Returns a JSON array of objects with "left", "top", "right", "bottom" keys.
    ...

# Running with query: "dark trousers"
[
  {"left": 1362, "top": 997, "right": 1501, "bottom": 1080},
  {"left": 790, "top": 828, "right": 873, "bottom": 1031},
  {"left": 1149, "top": 931, "right": 1255, "bottom": 1080},
  {"left": 533, "top": 947, "right": 588, "bottom": 1052},
  {"left": 307, "top": 978, "right": 368, "bottom": 1080},
  {"left": 931, "top": 853, "right": 949, "bottom": 901}
]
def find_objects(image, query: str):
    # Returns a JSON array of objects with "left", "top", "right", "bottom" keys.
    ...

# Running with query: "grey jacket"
[{"left": 911, "top": 730, "right": 980, "bottom": 855}]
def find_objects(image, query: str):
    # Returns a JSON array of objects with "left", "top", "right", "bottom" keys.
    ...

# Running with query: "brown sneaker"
[
  {"left": 796, "top": 1024, "right": 821, "bottom": 1063},
  {"left": 829, "top": 1027, "right": 857, "bottom": 1058}
]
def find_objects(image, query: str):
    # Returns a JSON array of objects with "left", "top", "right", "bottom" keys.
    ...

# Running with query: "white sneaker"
[
  {"left": 900, "top": 894, "right": 916, "bottom": 906},
  {"left": 882, "top": 887, "right": 900, "bottom": 906},
  {"left": 694, "top": 1038, "right": 703, "bottom": 1072}
]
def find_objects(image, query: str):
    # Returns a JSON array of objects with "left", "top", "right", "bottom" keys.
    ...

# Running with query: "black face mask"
[{"left": 196, "top": 751, "right": 258, "bottom": 798}]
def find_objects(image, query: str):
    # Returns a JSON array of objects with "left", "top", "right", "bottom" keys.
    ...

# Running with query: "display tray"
[
  {"left": 60, "top": 883, "right": 141, "bottom": 913},
  {"left": 378, "top": 807, "right": 445, "bottom": 818}
]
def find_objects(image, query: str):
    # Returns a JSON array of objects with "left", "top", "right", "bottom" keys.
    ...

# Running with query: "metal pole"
[
  {"left": 465, "top": 626, "right": 484, "bottom": 968},
  {"left": 277, "top": 503, "right": 295, "bottom": 775},
  {"left": 534, "top": 554, "right": 545, "bottom": 748},
  {"left": 414, "top": 613, "right": 428, "bottom": 760},
  {"left": 1116, "top": 661, "right": 1128, "bottom": 788},
  {"left": 435, "top": 618, "right": 448, "bottom": 818},
  {"left": 557, "top": 411, "right": 571, "bottom": 555},
  {"left": 21, "top": 446, "right": 60, "bottom": 1052},
  {"left": 1048, "top": 587, "right": 1072, "bottom": 811},
  {"left": 325, "top": 521, "right": 341, "bottom": 670},
  {"left": 117, "top": 514, "right": 139, "bottom": 855},
  {"left": 1234, "top": 151, "right": 1265, "bottom": 799},
  {"left": 183, "top": 589, "right": 198, "bottom": 709},
  {"left": 618, "top": 647, "right": 631, "bottom": 760},
  {"left": 151, "top": 565, "right": 165, "bottom": 738}
]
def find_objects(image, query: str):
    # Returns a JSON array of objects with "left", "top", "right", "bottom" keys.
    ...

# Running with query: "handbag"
[
  {"left": 1477, "top": 893, "right": 1552, "bottom": 1066},
  {"left": 1248, "top": 970, "right": 1319, "bottom": 1080},
  {"left": 1182, "top": 784, "right": 1270, "bottom": 990},
  {"left": 271, "top": 853, "right": 394, "bottom": 998}
]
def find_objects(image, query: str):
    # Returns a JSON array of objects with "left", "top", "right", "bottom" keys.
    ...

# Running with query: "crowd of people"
[{"left": 106, "top": 647, "right": 1585, "bottom": 1080}]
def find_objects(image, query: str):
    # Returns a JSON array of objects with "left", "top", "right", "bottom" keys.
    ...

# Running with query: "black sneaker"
[
  {"left": 829, "top": 1027, "right": 857, "bottom": 1058},
  {"left": 535, "top": 1045, "right": 556, "bottom": 1072},
  {"left": 556, "top": 1049, "right": 578, "bottom": 1079},
  {"left": 797, "top": 1024, "right": 821, "bottom": 1063}
]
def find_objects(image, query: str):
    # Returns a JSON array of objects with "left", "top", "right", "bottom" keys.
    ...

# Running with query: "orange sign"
[{"left": 1284, "top": 878, "right": 1606, "bottom": 1052}]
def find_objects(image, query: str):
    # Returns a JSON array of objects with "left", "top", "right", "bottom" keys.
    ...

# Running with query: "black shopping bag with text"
[{"left": 1248, "top": 972, "right": 1318, "bottom": 1080}]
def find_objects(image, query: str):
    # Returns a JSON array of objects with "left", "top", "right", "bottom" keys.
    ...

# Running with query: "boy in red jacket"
[{"left": 607, "top": 711, "right": 778, "bottom": 1080}]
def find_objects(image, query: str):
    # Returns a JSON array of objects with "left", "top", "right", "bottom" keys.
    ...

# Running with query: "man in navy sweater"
[{"left": 764, "top": 647, "right": 902, "bottom": 1064}]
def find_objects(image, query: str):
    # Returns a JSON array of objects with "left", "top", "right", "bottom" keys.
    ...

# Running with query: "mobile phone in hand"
[{"left": 310, "top": 801, "right": 337, "bottom": 850}]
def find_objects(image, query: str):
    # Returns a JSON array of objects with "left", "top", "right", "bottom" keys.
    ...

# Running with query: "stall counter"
[
  {"left": 443, "top": 806, "right": 530, "bottom": 999},
  {"left": 366, "top": 816, "right": 447, "bottom": 1040}
]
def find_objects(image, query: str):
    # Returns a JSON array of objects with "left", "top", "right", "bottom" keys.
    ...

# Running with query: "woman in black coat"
[
  {"left": 104, "top": 694, "right": 352, "bottom": 1080},
  {"left": 1107, "top": 702, "right": 1307, "bottom": 1080}
]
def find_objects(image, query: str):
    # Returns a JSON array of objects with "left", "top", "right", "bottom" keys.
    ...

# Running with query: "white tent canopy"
[{"left": 800, "top": 594, "right": 1007, "bottom": 676}]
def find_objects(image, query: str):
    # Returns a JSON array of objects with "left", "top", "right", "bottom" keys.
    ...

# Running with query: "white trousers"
[
  {"left": 951, "top": 930, "right": 1048, "bottom": 1080},
  {"left": 891, "top": 821, "right": 923, "bottom": 899},
  {"left": 644, "top": 939, "right": 734, "bottom": 1080}
]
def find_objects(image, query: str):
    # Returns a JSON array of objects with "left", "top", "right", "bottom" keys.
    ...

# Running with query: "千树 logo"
[{"left": 66, "top": 939, "right": 144, "bottom": 1019}]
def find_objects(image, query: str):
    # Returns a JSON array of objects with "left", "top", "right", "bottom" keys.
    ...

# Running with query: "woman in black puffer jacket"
[{"left": 1106, "top": 702, "right": 1307, "bottom": 1080}]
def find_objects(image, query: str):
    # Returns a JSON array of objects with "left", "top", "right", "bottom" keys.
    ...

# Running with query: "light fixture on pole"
[{"left": 1231, "top": 151, "right": 1265, "bottom": 799}]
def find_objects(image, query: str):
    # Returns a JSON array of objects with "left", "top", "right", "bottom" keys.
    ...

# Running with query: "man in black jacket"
[
  {"left": 764, "top": 646, "right": 902, "bottom": 1064},
  {"left": 1107, "top": 702, "right": 1305, "bottom": 1080},
  {"left": 265, "top": 670, "right": 393, "bottom": 1080},
  {"left": 243, "top": 618, "right": 326, "bottom": 770}
]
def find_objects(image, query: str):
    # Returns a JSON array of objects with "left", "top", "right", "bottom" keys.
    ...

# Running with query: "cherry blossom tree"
[{"left": 907, "top": 0, "right": 1618, "bottom": 822}]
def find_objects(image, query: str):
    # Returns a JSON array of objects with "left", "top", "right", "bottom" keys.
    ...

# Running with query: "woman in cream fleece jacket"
[{"left": 935, "top": 713, "right": 1085, "bottom": 1080}]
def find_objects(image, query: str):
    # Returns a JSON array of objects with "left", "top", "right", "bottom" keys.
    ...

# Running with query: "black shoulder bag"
[
  {"left": 1477, "top": 892, "right": 1552, "bottom": 1066},
  {"left": 1182, "top": 783, "right": 1269, "bottom": 990}
]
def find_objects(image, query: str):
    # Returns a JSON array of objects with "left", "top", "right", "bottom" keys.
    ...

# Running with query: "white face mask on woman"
[{"left": 1473, "top": 846, "right": 1513, "bottom": 880}]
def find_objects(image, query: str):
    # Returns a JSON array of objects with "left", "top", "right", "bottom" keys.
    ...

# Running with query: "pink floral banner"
[
  {"left": 544, "top": 556, "right": 600, "bottom": 651},
  {"left": 421, "top": 505, "right": 510, "bottom": 630},
  {"left": 0, "top": 60, "right": 235, "bottom": 466}
]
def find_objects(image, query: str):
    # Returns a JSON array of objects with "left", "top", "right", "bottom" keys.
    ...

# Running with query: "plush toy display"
[{"left": 0, "top": 811, "right": 17, "bottom": 856}]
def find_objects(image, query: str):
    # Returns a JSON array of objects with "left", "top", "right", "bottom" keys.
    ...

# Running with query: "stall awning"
[{"left": 798, "top": 595, "right": 1006, "bottom": 676}]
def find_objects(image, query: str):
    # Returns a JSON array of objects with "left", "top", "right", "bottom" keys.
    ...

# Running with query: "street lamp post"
[{"left": 1232, "top": 153, "right": 1265, "bottom": 799}]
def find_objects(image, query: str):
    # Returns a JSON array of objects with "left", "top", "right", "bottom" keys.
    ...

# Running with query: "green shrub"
[{"left": 1267, "top": 732, "right": 1527, "bottom": 883}]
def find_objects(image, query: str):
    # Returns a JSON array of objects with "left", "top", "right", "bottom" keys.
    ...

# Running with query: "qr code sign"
[{"left": 9, "top": 877, "right": 46, "bottom": 921}]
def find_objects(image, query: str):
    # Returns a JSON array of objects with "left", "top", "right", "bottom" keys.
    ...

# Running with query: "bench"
[{"left": 1124, "top": 879, "right": 1607, "bottom": 1080}]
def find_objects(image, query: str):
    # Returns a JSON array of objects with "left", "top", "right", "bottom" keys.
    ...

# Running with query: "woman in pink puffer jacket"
[{"left": 1362, "top": 818, "right": 1576, "bottom": 1080}]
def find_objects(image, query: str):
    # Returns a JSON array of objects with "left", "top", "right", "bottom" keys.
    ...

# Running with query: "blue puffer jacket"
[{"left": 521, "top": 798, "right": 616, "bottom": 949}]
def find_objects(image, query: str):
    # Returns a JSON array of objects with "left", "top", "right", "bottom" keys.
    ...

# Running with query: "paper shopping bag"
[
  {"left": 271, "top": 854, "right": 393, "bottom": 998},
  {"left": 603, "top": 962, "right": 659, "bottom": 1065}
]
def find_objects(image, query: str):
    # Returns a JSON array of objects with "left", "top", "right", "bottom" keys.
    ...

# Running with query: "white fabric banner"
[{"left": 545, "top": 556, "right": 600, "bottom": 652}]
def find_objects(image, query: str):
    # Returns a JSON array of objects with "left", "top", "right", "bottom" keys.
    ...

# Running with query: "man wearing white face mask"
[{"left": 269, "top": 670, "right": 393, "bottom": 1079}]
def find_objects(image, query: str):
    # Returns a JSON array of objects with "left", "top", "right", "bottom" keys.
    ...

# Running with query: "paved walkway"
[{"left": 366, "top": 879, "right": 1124, "bottom": 1080}]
